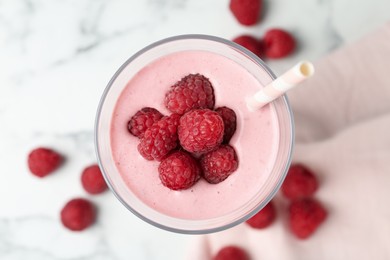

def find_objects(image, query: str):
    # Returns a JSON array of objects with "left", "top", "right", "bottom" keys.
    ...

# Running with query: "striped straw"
[{"left": 247, "top": 61, "right": 315, "bottom": 111}]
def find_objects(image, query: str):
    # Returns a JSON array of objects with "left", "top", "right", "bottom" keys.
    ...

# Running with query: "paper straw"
[{"left": 247, "top": 61, "right": 315, "bottom": 110}]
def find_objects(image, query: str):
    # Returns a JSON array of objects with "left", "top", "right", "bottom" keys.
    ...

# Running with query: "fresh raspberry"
[
  {"left": 164, "top": 74, "right": 215, "bottom": 115},
  {"left": 81, "top": 164, "right": 108, "bottom": 195},
  {"left": 138, "top": 114, "right": 180, "bottom": 161},
  {"left": 214, "top": 246, "right": 249, "bottom": 260},
  {"left": 233, "top": 35, "right": 264, "bottom": 58},
  {"left": 27, "top": 147, "right": 63, "bottom": 178},
  {"left": 289, "top": 198, "right": 327, "bottom": 239},
  {"left": 158, "top": 151, "right": 201, "bottom": 190},
  {"left": 215, "top": 106, "right": 237, "bottom": 144},
  {"left": 201, "top": 145, "right": 238, "bottom": 184},
  {"left": 281, "top": 164, "right": 318, "bottom": 199},
  {"left": 178, "top": 109, "right": 224, "bottom": 154},
  {"left": 246, "top": 201, "right": 276, "bottom": 229},
  {"left": 229, "top": 0, "right": 262, "bottom": 26},
  {"left": 127, "top": 107, "right": 163, "bottom": 138},
  {"left": 60, "top": 198, "right": 96, "bottom": 231},
  {"left": 263, "top": 29, "right": 296, "bottom": 59}
]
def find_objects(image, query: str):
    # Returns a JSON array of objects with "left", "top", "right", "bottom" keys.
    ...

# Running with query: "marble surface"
[{"left": 1, "top": 0, "right": 389, "bottom": 259}]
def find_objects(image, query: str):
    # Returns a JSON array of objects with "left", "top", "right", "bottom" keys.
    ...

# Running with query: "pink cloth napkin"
[{"left": 187, "top": 23, "right": 390, "bottom": 260}]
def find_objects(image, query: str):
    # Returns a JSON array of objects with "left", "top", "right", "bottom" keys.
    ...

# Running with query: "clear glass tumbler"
[{"left": 95, "top": 35, "right": 294, "bottom": 234}]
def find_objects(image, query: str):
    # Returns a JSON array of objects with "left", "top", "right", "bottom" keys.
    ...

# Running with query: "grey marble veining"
[
  {"left": 318, "top": 0, "right": 343, "bottom": 52},
  {"left": 1, "top": 0, "right": 390, "bottom": 259}
]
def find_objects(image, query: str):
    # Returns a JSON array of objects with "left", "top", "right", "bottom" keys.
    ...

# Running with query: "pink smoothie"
[{"left": 110, "top": 50, "right": 279, "bottom": 220}]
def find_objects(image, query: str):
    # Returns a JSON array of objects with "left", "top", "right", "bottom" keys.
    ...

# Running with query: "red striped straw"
[{"left": 247, "top": 61, "right": 315, "bottom": 110}]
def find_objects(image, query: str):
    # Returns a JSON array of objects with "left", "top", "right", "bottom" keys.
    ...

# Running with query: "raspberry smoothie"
[
  {"left": 96, "top": 35, "right": 293, "bottom": 232},
  {"left": 111, "top": 50, "right": 279, "bottom": 219}
]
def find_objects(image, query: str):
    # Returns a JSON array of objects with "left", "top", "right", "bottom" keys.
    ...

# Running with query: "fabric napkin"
[{"left": 187, "top": 23, "right": 390, "bottom": 260}]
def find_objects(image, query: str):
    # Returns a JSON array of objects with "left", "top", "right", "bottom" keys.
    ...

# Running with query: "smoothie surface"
[{"left": 110, "top": 50, "right": 279, "bottom": 219}]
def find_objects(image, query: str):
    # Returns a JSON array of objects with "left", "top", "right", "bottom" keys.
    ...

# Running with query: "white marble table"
[{"left": 1, "top": 0, "right": 389, "bottom": 259}]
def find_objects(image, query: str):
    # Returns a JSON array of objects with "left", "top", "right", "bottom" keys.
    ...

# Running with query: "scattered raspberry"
[
  {"left": 60, "top": 198, "right": 96, "bottom": 231},
  {"left": 263, "top": 29, "right": 296, "bottom": 59},
  {"left": 246, "top": 201, "right": 276, "bottom": 229},
  {"left": 138, "top": 114, "right": 181, "bottom": 161},
  {"left": 289, "top": 198, "right": 327, "bottom": 239},
  {"left": 128, "top": 107, "right": 163, "bottom": 138},
  {"left": 233, "top": 35, "right": 264, "bottom": 58},
  {"left": 215, "top": 106, "right": 237, "bottom": 144},
  {"left": 158, "top": 151, "right": 201, "bottom": 190},
  {"left": 281, "top": 164, "right": 318, "bottom": 200},
  {"left": 214, "top": 246, "right": 249, "bottom": 260},
  {"left": 81, "top": 164, "right": 108, "bottom": 195},
  {"left": 27, "top": 147, "right": 63, "bottom": 178},
  {"left": 229, "top": 0, "right": 262, "bottom": 26},
  {"left": 164, "top": 74, "right": 215, "bottom": 115},
  {"left": 201, "top": 145, "right": 238, "bottom": 184},
  {"left": 178, "top": 109, "right": 224, "bottom": 154}
]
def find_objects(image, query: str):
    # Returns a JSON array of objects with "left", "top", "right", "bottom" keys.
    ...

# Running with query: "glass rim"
[{"left": 94, "top": 34, "right": 295, "bottom": 234}]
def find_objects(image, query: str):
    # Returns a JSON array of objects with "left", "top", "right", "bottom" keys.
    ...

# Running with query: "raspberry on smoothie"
[
  {"left": 178, "top": 109, "right": 225, "bottom": 154},
  {"left": 164, "top": 74, "right": 215, "bottom": 115},
  {"left": 215, "top": 106, "right": 237, "bottom": 144},
  {"left": 128, "top": 107, "right": 163, "bottom": 138},
  {"left": 137, "top": 113, "right": 181, "bottom": 161},
  {"left": 201, "top": 145, "right": 238, "bottom": 184},
  {"left": 158, "top": 151, "right": 201, "bottom": 190}
]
